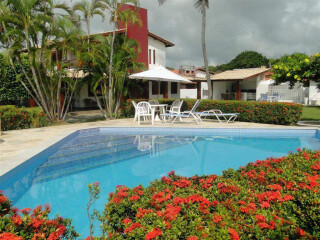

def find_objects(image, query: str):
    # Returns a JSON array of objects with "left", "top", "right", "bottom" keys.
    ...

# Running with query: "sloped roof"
[
  {"left": 211, "top": 67, "right": 270, "bottom": 81},
  {"left": 88, "top": 30, "right": 174, "bottom": 47}
]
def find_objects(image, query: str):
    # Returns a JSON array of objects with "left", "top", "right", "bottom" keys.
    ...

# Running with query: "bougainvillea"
[
  {"left": 100, "top": 149, "right": 320, "bottom": 239},
  {"left": 0, "top": 191, "right": 79, "bottom": 239}
]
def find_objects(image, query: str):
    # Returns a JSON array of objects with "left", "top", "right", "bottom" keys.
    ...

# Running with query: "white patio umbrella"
[{"left": 129, "top": 66, "right": 191, "bottom": 97}]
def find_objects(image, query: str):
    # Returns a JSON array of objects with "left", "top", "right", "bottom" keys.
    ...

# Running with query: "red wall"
[{"left": 118, "top": 4, "right": 149, "bottom": 68}]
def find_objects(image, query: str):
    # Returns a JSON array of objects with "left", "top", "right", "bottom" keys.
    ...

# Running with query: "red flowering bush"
[
  {"left": 0, "top": 105, "right": 49, "bottom": 131},
  {"left": 121, "top": 99, "right": 303, "bottom": 125},
  {"left": 101, "top": 149, "right": 320, "bottom": 239},
  {"left": 0, "top": 191, "right": 79, "bottom": 239}
]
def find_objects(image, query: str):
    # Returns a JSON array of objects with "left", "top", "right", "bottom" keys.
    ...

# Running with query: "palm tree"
[
  {"left": 73, "top": 0, "right": 106, "bottom": 49},
  {"left": 159, "top": 0, "right": 212, "bottom": 99},
  {"left": 84, "top": 34, "right": 143, "bottom": 119},
  {"left": 0, "top": 0, "right": 85, "bottom": 121},
  {"left": 103, "top": 0, "right": 141, "bottom": 119}
]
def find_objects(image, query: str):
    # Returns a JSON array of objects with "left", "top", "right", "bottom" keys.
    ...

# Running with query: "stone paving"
[{"left": 0, "top": 118, "right": 317, "bottom": 176}]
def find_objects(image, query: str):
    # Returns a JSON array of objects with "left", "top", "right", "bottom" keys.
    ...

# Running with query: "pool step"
[
  {"left": 50, "top": 136, "right": 136, "bottom": 159},
  {"left": 32, "top": 135, "right": 202, "bottom": 184}
]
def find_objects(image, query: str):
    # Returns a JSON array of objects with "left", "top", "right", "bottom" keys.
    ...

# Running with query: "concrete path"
[{"left": 0, "top": 118, "right": 317, "bottom": 176}]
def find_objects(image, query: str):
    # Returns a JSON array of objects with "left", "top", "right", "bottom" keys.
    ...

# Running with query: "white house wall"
[
  {"left": 309, "top": 81, "right": 320, "bottom": 105},
  {"left": 148, "top": 37, "right": 166, "bottom": 69},
  {"left": 181, "top": 89, "right": 197, "bottom": 99}
]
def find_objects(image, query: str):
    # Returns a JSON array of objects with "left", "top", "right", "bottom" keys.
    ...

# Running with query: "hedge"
[
  {"left": 121, "top": 99, "right": 303, "bottom": 125},
  {"left": 0, "top": 105, "right": 49, "bottom": 131},
  {"left": 101, "top": 149, "right": 320, "bottom": 239},
  {"left": 0, "top": 191, "right": 79, "bottom": 239}
]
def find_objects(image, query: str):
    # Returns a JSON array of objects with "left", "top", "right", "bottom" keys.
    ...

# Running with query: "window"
[
  {"left": 152, "top": 81, "right": 158, "bottom": 95},
  {"left": 160, "top": 82, "right": 166, "bottom": 94},
  {"left": 149, "top": 49, "right": 152, "bottom": 64},
  {"left": 171, "top": 82, "right": 178, "bottom": 94},
  {"left": 153, "top": 50, "right": 156, "bottom": 64}
]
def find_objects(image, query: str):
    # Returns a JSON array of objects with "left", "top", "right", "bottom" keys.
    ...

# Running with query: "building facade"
[{"left": 74, "top": 4, "right": 175, "bottom": 108}]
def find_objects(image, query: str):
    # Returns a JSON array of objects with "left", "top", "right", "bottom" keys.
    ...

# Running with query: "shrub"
[
  {"left": 0, "top": 191, "right": 79, "bottom": 239},
  {"left": 0, "top": 105, "right": 49, "bottom": 131},
  {"left": 121, "top": 99, "right": 303, "bottom": 125},
  {"left": 101, "top": 149, "right": 320, "bottom": 239}
]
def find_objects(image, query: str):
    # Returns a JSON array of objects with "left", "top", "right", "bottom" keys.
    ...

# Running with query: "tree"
[
  {"left": 0, "top": 53, "right": 31, "bottom": 105},
  {"left": 84, "top": 34, "right": 144, "bottom": 119},
  {"left": 159, "top": 0, "right": 212, "bottom": 99},
  {"left": 272, "top": 52, "right": 320, "bottom": 89},
  {"left": 73, "top": 0, "right": 106, "bottom": 49},
  {"left": 228, "top": 51, "right": 269, "bottom": 70},
  {"left": 0, "top": 0, "right": 86, "bottom": 121},
  {"left": 103, "top": 0, "right": 141, "bottom": 119}
]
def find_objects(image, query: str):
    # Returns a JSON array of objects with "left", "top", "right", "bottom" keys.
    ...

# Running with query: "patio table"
[{"left": 150, "top": 104, "right": 168, "bottom": 121}]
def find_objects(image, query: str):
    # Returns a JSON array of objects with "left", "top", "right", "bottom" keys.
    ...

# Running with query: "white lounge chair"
[
  {"left": 136, "top": 101, "right": 155, "bottom": 125},
  {"left": 197, "top": 109, "right": 239, "bottom": 123},
  {"left": 161, "top": 100, "right": 202, "bottom": 124}
]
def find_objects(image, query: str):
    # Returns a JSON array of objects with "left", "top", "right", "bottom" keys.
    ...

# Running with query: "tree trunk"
[
  {"left": 108, "top": 14, "right": 118, "bottom": 120},
  {"left": 201, "top": 1, "right": 212, "bottom": 99},
  {"left": 95, "top": 93, "right": 108, "bottom": 120}
]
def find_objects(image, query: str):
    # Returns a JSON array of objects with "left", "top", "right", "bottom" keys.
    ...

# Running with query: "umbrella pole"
[{"left": 158, "top": 80, "right": 160, "bottom": 99}]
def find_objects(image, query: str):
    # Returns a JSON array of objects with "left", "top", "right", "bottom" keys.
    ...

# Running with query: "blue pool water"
[{"left": 1, "top": 128, "right": 320, "bottom": 237}]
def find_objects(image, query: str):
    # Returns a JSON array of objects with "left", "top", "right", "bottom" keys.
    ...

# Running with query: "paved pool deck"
[{"left": 0, "top": 118, "right": 318, "bottom": 176}]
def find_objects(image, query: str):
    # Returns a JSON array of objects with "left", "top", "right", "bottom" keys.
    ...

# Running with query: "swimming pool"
[{"left": 1, "top": 127, "right": 320, "bottom": 237}]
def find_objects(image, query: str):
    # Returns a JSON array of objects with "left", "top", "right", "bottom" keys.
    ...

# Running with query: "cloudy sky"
[{"left": 88, "top": 0, "right": 320, "bottom": 68}]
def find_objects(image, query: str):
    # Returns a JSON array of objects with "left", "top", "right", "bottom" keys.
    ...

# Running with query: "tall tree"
[
  {"left": 0, "top": 0, "right": 85, "bottom": 121},
  {"left": 85, "top": 34, "right": 144, "bottom": 119},
  {"left": 103, "top": 0, "right": 141, "bottom": 119},
  {"left": 159, "top": 0, "right": 212, "bottom": 99},
  {"left": 73, "top": 0, "right": 106, "bottom": 49}
]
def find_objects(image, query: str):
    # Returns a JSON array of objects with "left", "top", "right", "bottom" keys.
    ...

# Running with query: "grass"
[{"left": 301, "top": 106, "right": 320, "bottom": 121}]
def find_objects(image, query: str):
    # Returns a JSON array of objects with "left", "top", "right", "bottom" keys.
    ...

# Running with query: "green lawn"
[{"left": 301, "top": 106, "right": 320, "bottom": 121}]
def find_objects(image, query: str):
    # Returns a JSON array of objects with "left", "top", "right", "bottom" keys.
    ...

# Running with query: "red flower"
[
  {"left": 122, "top": 218, "right": 132, "bottom": 225},
  {"left": 228, "top": 228, "right": 239, "bottom": 240},
  {"left": 187, "top": 237, "right": 198, "bottom": 240},
  {"left": 0, "top": 233, "right": 23, "bottom": 240},
  {"left": 12, "top": 215, "right": 22, "bottom": 226},
  {"left": 145, "top": 228, "right": 162, "bottom": 240},
  {"left": 48, "top": 232, "right": 59, "bottom": 240},
  {"left": 173, "top": 197, "right": 185, "bottom": 205},
  {"left": 311, "top": 162, "right": 320, "bottom": 170},
  {"left": 173, "top": 179, "right": 191, "bottom": 188},
  {"left": 129, "top": 195, "right": 140, "bottom": 201},
  {"left": 164, "top": 204, "right": 181, "bottom": 221},
  {"left": 261, "top": 201, "right": 270, "bottom": 209},
  {"left": 21, "top": 208, "right": 32, "bottom": 215},
  {"left": 296, "top": 228, "right": 306, "bottom": 237},
  {"left": 257, "top": 222, "right": 270, "bottom": 229},
  {"left": 255, "top": 214, "right": 266, "bottom": 223},
  {"left": 124, "top": 222, "right": 141, "bottom": 234},
  {"left": 283, "top": 195, "right": 294, "bottom": 201},
  {"left": 267, "top": 184, "right": 282, "bottom": 191},
  {"left": 0, "top": 195, "right": 8, "bottom": 204},
  {"left": 213, "top": 215, "right": 222, "bottom": 223},
  {"left": 93, "top": 182, "right": 100, "bottom": 187}
]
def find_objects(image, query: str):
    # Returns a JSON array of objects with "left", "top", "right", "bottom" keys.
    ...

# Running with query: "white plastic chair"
[
  {"left": 169, "top": 100, "right": 183, "bottom": 114},
  {"left": 136, "top": 101, "right": 155, "bottom": 125}
]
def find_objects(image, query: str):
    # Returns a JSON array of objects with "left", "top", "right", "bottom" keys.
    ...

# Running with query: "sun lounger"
[
  {"left": 197, "top": 109, "right": 239, "bottom": 123},
  {"left": 161, "top": 100, "right": 202, "bottom": 124}
]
